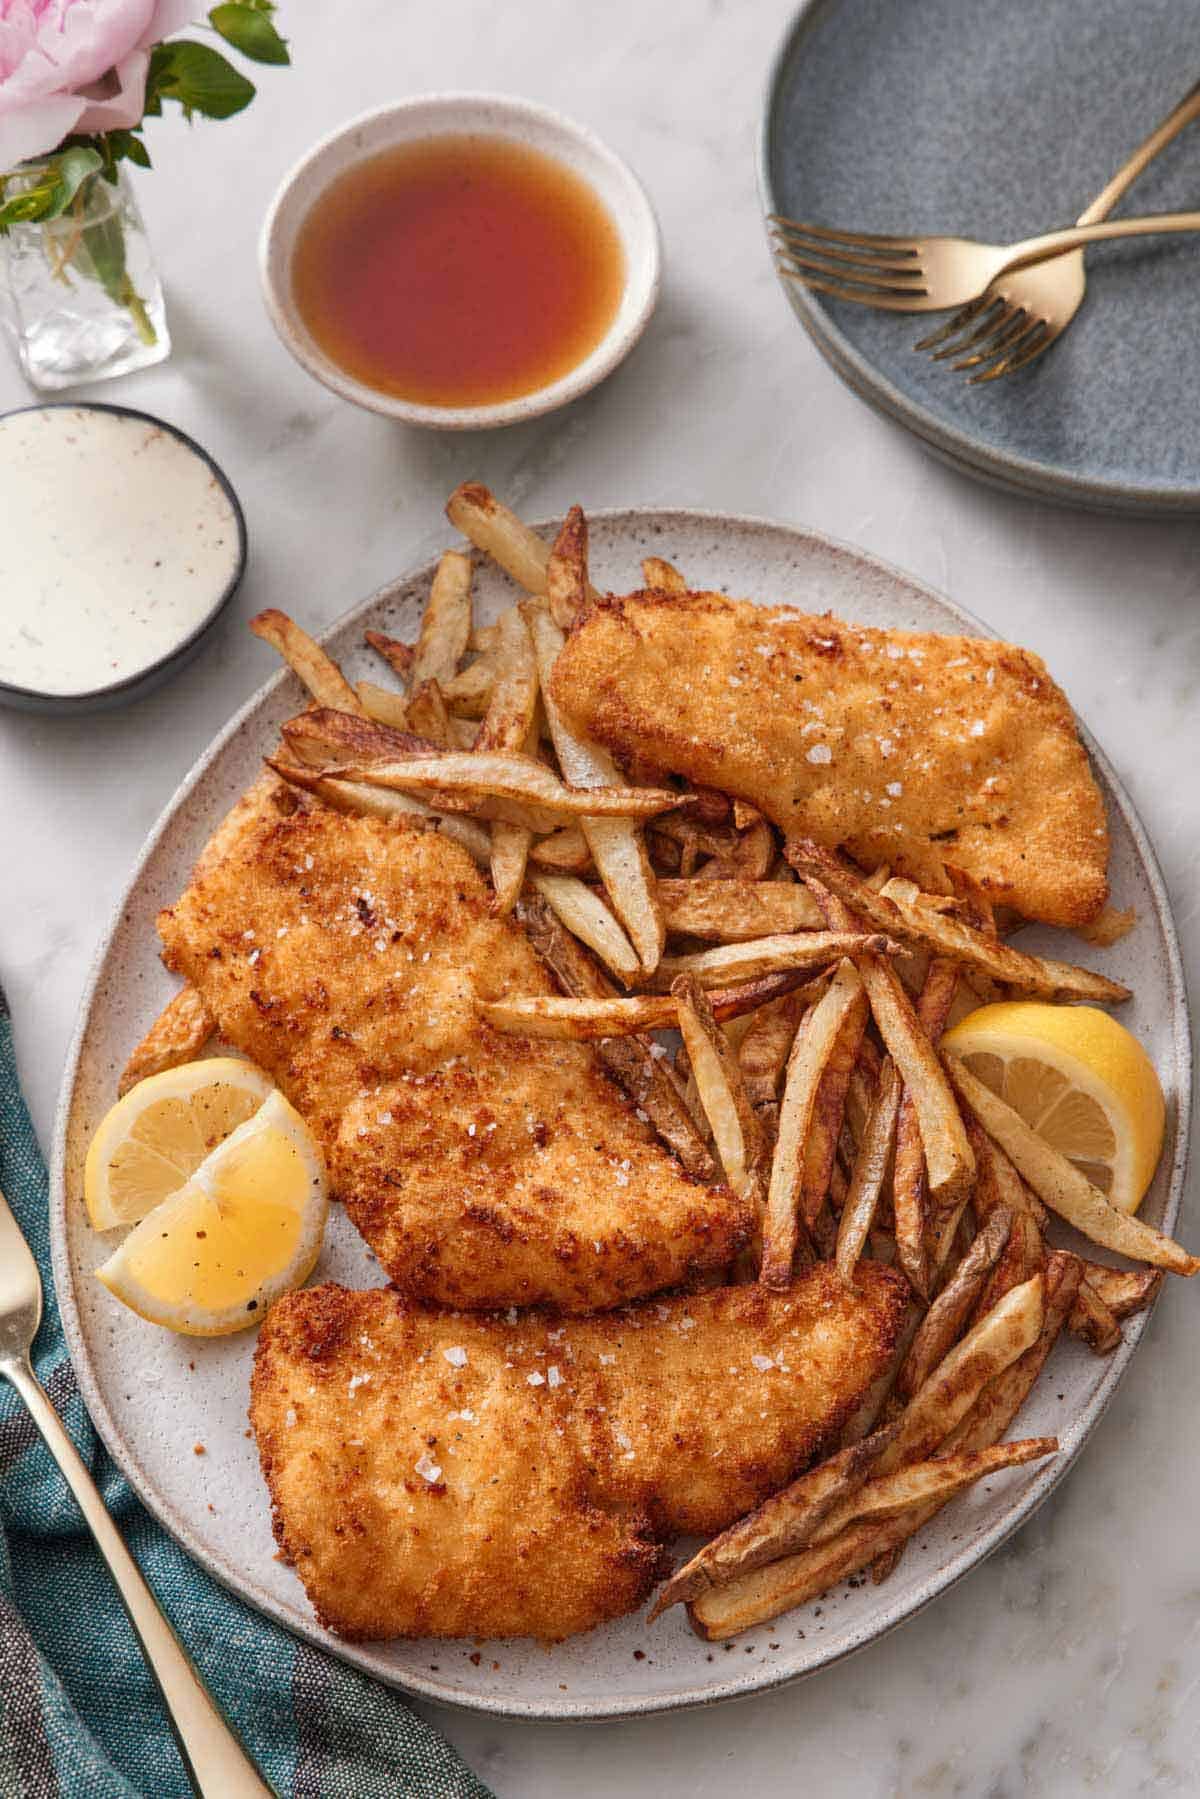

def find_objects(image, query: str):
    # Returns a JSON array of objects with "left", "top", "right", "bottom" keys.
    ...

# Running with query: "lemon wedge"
[
  {"left": 85, "top": 1057, "right": 276, "bottom": 1231},
  {"left": 942, "top": 1001, "right": 1164, "bottom": 1214},
  {"left": 95, "top": 1088, "right": 328, "bottom": 1336}
]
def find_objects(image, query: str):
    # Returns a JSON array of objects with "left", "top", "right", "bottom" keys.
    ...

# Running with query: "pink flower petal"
[{"left": 0, "top": 90, "right": 86, "bottom": 166}]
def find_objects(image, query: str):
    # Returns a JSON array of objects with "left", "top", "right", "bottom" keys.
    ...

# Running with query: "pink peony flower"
[{"left": 0, "top": 0, "right": 196, "bottom": 169}]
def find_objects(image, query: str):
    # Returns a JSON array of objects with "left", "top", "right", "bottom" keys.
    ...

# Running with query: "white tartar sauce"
[{"left": 0, "top": 406, "right": 241, "bottom": 698}]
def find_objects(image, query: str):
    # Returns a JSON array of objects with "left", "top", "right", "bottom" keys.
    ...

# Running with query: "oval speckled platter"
[
  {"left": 51, "top": 511, "right": 1189, "bottom": 1719},
  {"left": 762, "top": 0, "right": 1200, "bottom": 514}
]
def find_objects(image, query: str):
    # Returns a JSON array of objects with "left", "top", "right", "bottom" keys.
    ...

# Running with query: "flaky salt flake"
[
  {"left": 284, "top": 1407, "right": 297, "bottom": 1428},
  {"left": 885, "top": 781, "right": 902, "bottom": 798},
  {"left": 751, "top": 1353, "right": 775, "bottom": 1373},
  {"left": 806, "top": 743, "right": 832, "bottom": 766},
  {"left": 347, "top": 1372, "right": 371, "bottom": 1393},
  {"left": 547, "top": 1366, "right": 563, "bottom": 1389},
  {"left": 970, "top": 720, "right": 985, "bottom": 737},
  {"left": 527, "top": 1371, "right": 545, "bottom": 1387},
  {"left": 415, "top": 1453, "right": 442, "bottom": 1484},
  {"left": 599, "top": 1352, "right": 616, "bottom": 1365},
  {"left": 304, "top": 854, "right": 314, "bottom": 870},
  {"left": 443, "top": 1346, "right": 468, "bottom": 1368}
]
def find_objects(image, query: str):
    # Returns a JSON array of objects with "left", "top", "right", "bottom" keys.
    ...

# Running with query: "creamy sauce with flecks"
[{"left": 0, "top": 407, "right": 241, "bottom": 697}]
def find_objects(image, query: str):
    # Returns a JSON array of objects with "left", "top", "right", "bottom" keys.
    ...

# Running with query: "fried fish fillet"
[
  {"left": 552, "top": 591, "right": 1109, "bottom": 927},
  {"left": 251, "top": 1267, "right": 908, "bottom": 1641},
  {"left": 158, "top": 807, "right": 750, "bottom": 1311}
]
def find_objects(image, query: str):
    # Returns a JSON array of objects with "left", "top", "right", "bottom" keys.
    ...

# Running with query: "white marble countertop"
[{"left": 3, "top": 1, "right": 1199, "bottom": 1792}]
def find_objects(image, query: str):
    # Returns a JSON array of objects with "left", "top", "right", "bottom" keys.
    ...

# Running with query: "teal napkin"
[{"left": 0, "top": 996, "right": 494, "bottom": 1799}]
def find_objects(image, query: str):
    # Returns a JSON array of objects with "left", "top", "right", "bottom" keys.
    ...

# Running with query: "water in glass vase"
[{"left": 0, "top": 164, "right": 169, "bottom": 391}]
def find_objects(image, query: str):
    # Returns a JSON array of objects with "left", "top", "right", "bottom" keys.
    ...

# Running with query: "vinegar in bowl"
[{"left": 291, "top": 134, "right": 626, "bottom": 410}]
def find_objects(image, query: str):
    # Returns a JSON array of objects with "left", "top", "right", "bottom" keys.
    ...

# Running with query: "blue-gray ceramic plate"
[{"left": 762, "top": 0, "right": 1200, "bottom": 513}]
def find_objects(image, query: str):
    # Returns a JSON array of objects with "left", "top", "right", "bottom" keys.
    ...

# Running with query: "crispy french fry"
[
  {"left": 1082, "top": 1264, "right": 1163, "bottom": 1320},
  {"left": 337, "top": 752, "right": 682, "bottom": 823},
  {"left": 651, "top": 931, "right": 892, "bottom": 992},
  {"left": 479, "top": 970, "right": 818, "bottom": 1041},
  {"left": 118, "top": 986, "right": 214, "bottom": 1096},
  {"left": 474, "top": 607, "right": 539, "bottom": 753},
  {"left": 673, "top": 975, "right": 765, "bottom": 1201},
  {"left": 892, "top": 956, "right": 960, "bottom": 1299},
  {"left": 515, "top": 893, "right": 715, "bottom": 1180},
  {"left": 761, "top": 962, "right": 865, "bottom": 1287},
  {"left": 858, "top": 957, "right": 975, "bottom": 1209},
  {"left": 698, "top": 816, "right": 776, "bottom": 883},
  {"left": 650, "top": 1425, "right": 897, "bottom": 1618},
  {"left": 354, "top": 680, "right": 410, "bottom": 728},
  {"left": 641, "top": 555, "right": 687, "bottom": 594},
  {"left": 875, "top": 1274, "right": 1044, "bottom": 1475},
  {"left": 656, "top": 880, "right": 822, "bottom": 941},
  {"left": 801, "top": 980, "right": 868, "bottom": 1242},
  {"left": 785, "top": 841, "right": 1130, "bottom": 1005},
  {"left": 945, "top": 1055, "right": 1198, "bottom": 1276},
  {"left": 897, "top": 1208, "right": 1012, "bottom": 1402},
  {"left": 281, "top": 707, "right": 435, "bottom": 764},
  {"left": 546, "top": 506, "right": 590, "bottom": 629},
  {"left": 405, "top": 678, "right": 453, "bottom": 747},
  {"left": 446, "top": 481, "right": 603, "bottom": 604},
  {"left": 412, "top": 550, "right": 472, "bottom": 688},
  {"left": 524, "top": 599, "right": 665, "bottom": 974},
  {"left": 738, "top": 990, "right": 809, "bottom": 1110},
  {"left": 266, "top": 760, "right": 492, "bottom": 863},
  {"left": 530, "top": 825, "right": 592, "bottom": 874},
  {"left": 688, "top": 1435, "right": 1057, "bottom": 1639},
  {"left": 836, "top": 1059, "right": 901, "bottom": 1286},
  {"left": 946, "top": 1250, "right": 1083, "bottom": 1451},
  {"left": 527, "top": 872, "right": 640, "bottom": 982},
  {"left": 250, "top": 609, "right": 363, "bottom": 713},
  {"left": 364, "top": 629, "right": 414, "bottom": 686},
  {"left": 440, "top": 657, "right": 497, "bottom": 718},
  {"left": 1068, "top": 1280, "right": 1123, "bottom": 1355}
]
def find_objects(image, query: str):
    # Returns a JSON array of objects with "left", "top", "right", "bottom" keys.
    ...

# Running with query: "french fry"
[
  {"left": 412, "top": 550, "right": 472, "bottom": 688},
  {"left": 785, "top": 841, "right": 1130, "bottom": 1005},
  {"left": 515, "top": 893, "right": 715, "bottom": 1180},
  {"left": 530, "top": 825, "right": 592, "bottom": 874},
  {"left": 441, "top": 657, "right": 497, "bottom": 718},
  {"left": 250, "top": 609, "right": 363, "bottom": 713},
  {"left": 688, "top": 1436, "right": 1057, "bottom": 1639},
  {"left": 405, "top": 679, "right": 454, "bottom": 747},
  {"left": 446, "top": 481, "right": 603, "bottom": 604},
  {"left": 738, "top": 989, "right": 810, "bottom": 1110},
  {"left": 118, "top": 986, "right": 214, "bottom": 1096},
  {"left": 651, "top": 931, "right": 892, "bottom": 992},
  {"left": 650, "top": 1425, "right": 897, "bottom": 1618},
  {"left": 546, "top": 506, "right": 590, "bottom": 629},
  {"left": 761, "top": 961, "right": 865, "bottom": 1287},
  {"left": 656, "top": 880, "right": 822, "bottom": 941},
  {"left": 673, "top": 975, "right": 766, "bottom": 1201},
  {"left": 338, "top": 752, "right": 683, "bottom": 824},
  {"left": 280, "top": 706, "right": 436, "bottom": 765},
  {"left": 892, "top": 955, "right": 960, "bottom": 1299},
  {"left": 1068, "top": 1280, "right": 1123, "bottom": 1355},
  {"left": 858, "top": 957, "right": 975, "bottom": 1209},
  {"left": 874, "top": 1274, "right": 1045, "bottom": 1475},
  {"left": 1082, "top": 1264, "right": 1163, "bottom": 1320},
  {"left": 266, "top": 761, "right": 492, "bottom": 864},
  {"left": 801, "top": 978, "right": 868, "bottom": 1243},
  {"left": 354, "top": 680, "right": 410, "bottom": 728},
  {"left": 641, "top": 555, "right": 687, "bottom": 594},
  {"left": 473, "top": 607, "right": 539, "bottom": 753},
  {"left": 364, "top": 628, "right": 414, "bottom": 686},
  {"left": 524, "top": 599, "right": 665, "bottom": 974},
  {"left": 527, "top": 872, "right": 640, "bottom": 983},
  {"left": 836, "top": 1059, "right": 901, "bottom": 1286},
  {"left": 480, "top": 970, "right": 816, "bottom": 1041},
  {"left": 698, "top": 815, "right": 776, "bottom": 883},
  {"left": 946, "top": 1250, "right": 1083, "bottom": 1451},
  {"left": 896, "top": 1207, "right": 1012, "bottom": 1402},
  {"left": 945, "top": 1055, "right": 1199, "bottom": 1276}
]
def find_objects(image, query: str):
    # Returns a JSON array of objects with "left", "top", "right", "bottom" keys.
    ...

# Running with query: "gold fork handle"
[
  {"left": 1, "top": 1355, "right": 276, "bottom": 1799},
  {"left": 1079, "top": 81, "right": 1200, "bottom": 226},
  {"left": 1001, "top": 210, "right": 1200, "bottom": 275}
]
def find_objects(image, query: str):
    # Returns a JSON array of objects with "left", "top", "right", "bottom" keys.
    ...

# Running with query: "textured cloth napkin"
[{"left": 0, "top": 996, "right": 494, "bottom": 1799}]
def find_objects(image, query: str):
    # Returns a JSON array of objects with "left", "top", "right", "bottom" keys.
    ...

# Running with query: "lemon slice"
[
  {"left": 95, "top": 1089, "right": 328, "bottom": 1336},
  {"left": 942, "top": 1001, "right": 1164, "bottom": 1214},
  {"left": 85, "top": 1057, "right": 275, "bottom": 1231}
]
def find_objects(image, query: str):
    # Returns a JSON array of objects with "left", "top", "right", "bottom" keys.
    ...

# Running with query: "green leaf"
[
  {"left": 209, "top": 3, "right": 289, "bottom": 63},
  {"left": 147, "top": 39, "right": 257, "bottom": 120},
  {"left": 106, "top": 129, "right": 152, "bottom": 170},
  {"left": 40, "top": 146, "right": 103, "bottom": 220}
]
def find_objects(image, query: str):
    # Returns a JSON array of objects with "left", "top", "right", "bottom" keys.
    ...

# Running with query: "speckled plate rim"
[
  {"left": 758, "top": 0, "right": 1200, "bottom": 518},
  {"left": 49, "top": 509, "right": 1190, "bottom": 1720}
]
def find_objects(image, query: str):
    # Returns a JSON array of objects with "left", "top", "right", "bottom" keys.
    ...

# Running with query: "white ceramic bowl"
[{"left": 259, "top": 93, "right": 662, "bottom": 430}]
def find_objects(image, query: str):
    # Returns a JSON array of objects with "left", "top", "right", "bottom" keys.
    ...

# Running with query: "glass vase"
[{"left": 0, "top": 163, "right": 170, "bottom": 391}]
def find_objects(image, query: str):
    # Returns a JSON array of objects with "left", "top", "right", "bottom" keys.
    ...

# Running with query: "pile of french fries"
[{"left": 125, "top": 482, "right": 1190, "bottom": 1641}]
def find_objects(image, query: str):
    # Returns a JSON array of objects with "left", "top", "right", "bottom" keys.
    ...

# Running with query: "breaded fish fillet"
[
  {"left": 158, "top": 808, "right": 750, "bottom": 1311},
  {"left": 552, "top": 591, "right": 1109, "bottom": 927},
  {"left": 251, "top": 1268, "right": 908, "bottom": 1641}
]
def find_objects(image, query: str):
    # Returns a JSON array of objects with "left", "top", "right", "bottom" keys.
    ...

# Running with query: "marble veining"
[{"left": 2, "top": 1, "right": 1200, "bottom": 1792}]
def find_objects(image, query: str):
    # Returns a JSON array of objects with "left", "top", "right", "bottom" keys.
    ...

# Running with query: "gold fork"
[
  {"left": 771, "top": 209, "right": 1200, "bottom": 317},
  {"left": 917, "top": 79, "right": 1200, "bottom": 381},
  {"left": 0, "top": 1184, "right": 275, "bottom": 1797}
]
